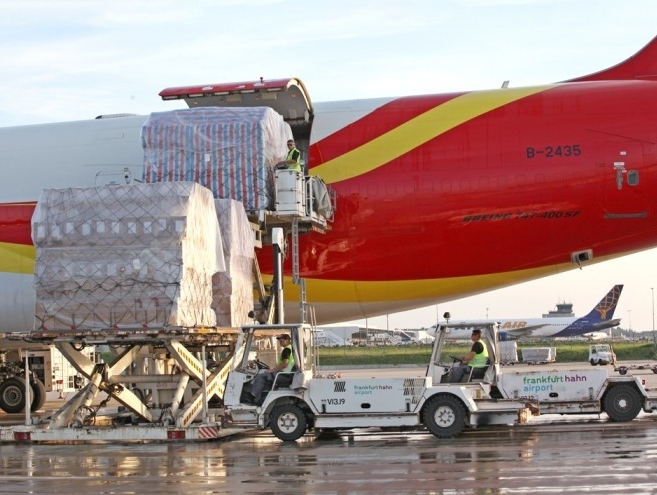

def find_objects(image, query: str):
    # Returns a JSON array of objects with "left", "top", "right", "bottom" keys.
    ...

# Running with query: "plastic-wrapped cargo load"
[
  {"left": 499, "top": 341, "right": 519, "bottom": 365},
  {"left": 521, "top": 347, "right": 557, "bottom": 364},
  {"left": 32, "top": 182, "right": 225, "bottom": 330},
  {"left": 142, "top": 107, "right": 292, "bottom": 212},
  {"left": 212, "top": 199, "right": 255, "bottom": 327}
]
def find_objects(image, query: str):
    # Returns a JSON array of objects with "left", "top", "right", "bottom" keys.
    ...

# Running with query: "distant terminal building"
[{"left": 543, "top": 302, "right": 575, "bottom": 318}]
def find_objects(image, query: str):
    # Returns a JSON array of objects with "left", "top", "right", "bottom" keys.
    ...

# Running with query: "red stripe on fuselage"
[
  {"left": 308, "top": 93, "right": 462, "bottom": 166},
  {"left": 0, "top": 202, "right": 36, "bottom": 246}
]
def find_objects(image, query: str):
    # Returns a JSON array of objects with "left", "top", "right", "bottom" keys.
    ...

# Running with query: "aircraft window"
[{"left": 627, "top": 170, "right": 639, "bottom": 186}]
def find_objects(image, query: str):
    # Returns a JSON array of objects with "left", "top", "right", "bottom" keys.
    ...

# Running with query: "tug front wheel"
[
  {"left": 270, "top": 404, "right": 307, "bottom": 441},
  {"left": 424, "top": 395, "right": 466, "bottom": 438}
]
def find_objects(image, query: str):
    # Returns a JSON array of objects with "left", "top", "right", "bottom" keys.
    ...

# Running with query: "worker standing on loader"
[{"left": 277, "top": 139, "right": 302, "bottom": 171}]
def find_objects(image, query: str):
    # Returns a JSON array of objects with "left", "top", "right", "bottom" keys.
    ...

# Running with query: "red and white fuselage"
[{"left": 2, "top": 38, "right": 657, "bottom": 329}]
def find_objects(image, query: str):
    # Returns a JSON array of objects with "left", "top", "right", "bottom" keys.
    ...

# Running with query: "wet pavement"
[
  {"left": 0, "top": 418, "right": 657, "bottom": 493},
  {"left": 1, "top": 363, "right": 657, "bottom": 493}
]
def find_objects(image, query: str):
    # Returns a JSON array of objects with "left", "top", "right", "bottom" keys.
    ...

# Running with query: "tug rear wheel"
[
  {"left": 270, "top": 404, "right": 307, "bottom": 441},
  {"left": 603, "top": 384, "right": 642, "bottom": 422}
]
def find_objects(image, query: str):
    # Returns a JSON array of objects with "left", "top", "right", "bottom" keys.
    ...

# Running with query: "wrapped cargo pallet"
[
  {"left": 141, "top": 107, "right": 292, "bottom": 212},
  {"left": 212, "top": 199, "right": 255, "bottom": 327},
  {"left": 521, "top": 347, "right": 557, "bottom": 364},
  {"left": 32, "top": 182, "right": 225, "bottom": 330},
  {"left": 499, "top": 341, "right": 519, "bottom": 365}
]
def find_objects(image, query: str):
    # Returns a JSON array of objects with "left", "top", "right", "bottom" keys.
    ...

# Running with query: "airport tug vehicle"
[
  {"left": 223, "top": 323, "right": 538, "bottom": 441},
  {"left": 226, "top": 322, "right": 657, "bottom": 442}
]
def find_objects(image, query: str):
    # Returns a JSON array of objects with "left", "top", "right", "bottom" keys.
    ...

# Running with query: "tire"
[
  {"left": 618, "top": 368, "right": 628, "bottom": 376},
  {"left": 270, "top": 404, "right": 307, "bottom": 441},
  {"left": 0, "top": 376, "right": 28, "bottom": 414},
  {"left": 423, "top": 395, "right": 466, "bottom": 438},
  {"left": 30, "top": 378, "right": 47, "bottom": 412},
  {"left": 603, "top": 384, "right": 642, "bottom": 422},
  {"left": 590, "top": 359, "right": 596, "bottom": 366}
]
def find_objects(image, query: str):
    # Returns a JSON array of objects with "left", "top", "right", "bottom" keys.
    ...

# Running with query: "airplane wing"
[{"left": 499, "top": 324, "right": 550, "bottom": 340}]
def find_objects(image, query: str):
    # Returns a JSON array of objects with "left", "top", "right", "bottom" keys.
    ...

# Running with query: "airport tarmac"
[
  {"left": 1, "top": 362, "right": 657, "bottom": 494},
  {"left": 0, "top": 415, "right": 656, "bottom": 494}
]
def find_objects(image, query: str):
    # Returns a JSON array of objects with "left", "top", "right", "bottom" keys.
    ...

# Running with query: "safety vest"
[
  {"left": 279, "top": 344, "right": 295, "bottom": 372},
  {"left": 286, "top": 147, "right": 302, "bottom": 171},
  {"left": 470, "top": 340, "right": 489, "bottom": 368}
]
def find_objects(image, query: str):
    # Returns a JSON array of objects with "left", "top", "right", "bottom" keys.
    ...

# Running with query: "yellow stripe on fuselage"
[
  {"left": 312, "top": 86, "right": 552, "bottom": 184},
  {"left": 0, "top": 242, "right": 35, "bottom": 274},
  {"left": 281, "top": 263, "right": 565, "bottom": 304}
]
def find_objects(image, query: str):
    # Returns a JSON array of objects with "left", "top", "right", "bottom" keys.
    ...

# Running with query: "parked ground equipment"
[
  {"left": 499, "top": 341, "right": 519, "bottom": 365},
  {"left": 589, "top": 344, "right": 616, "bottom": 366},
  {"left": 521, "top": 347, "right": 556, "bottom": 365},
  {"left": 614, "top": 363, "right": 657, "bottom": 375}
]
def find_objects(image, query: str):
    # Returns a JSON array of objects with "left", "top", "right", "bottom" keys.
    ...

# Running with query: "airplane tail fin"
[
  {"left": 564, "top": 36, "right": 657, "bottom": 83},
  {"left": 583, "top": 285, "right": 624, "bottom": 321}
]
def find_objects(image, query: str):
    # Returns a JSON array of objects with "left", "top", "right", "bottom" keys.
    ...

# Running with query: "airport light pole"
[
  {"left": 650, "top": 287, "right": 657, "bottom": 349},
  {"left": 628, "top": 310, "right": 632, "bottom": 332},
  {"left": 619, "top": 309, "right": 632, "bottom": 342}
]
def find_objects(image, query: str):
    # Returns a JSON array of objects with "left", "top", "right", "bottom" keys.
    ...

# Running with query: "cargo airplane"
[
  {"left": 431, "top": 285, "right": 623, "bottom": 341},
  {"left": 2, "top": 37, "right": 657, "bottom": 330}
]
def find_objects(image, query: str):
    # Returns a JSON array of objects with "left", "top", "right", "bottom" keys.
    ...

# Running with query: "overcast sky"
[{"left": 1, "top": 0, "right": 657, "bottom": 331}]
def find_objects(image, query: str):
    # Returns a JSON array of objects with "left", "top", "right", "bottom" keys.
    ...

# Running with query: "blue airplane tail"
[
  {"left": 583, "top": 284, "right": 623, "bottom": 322},
  {"left": 555, "top": 285, "right": 624, "bottom": 338}
]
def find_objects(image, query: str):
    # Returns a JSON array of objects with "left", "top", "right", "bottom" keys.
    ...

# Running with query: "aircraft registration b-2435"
[
  {"left": 432, "top": 285, "right": 623, "bottom": 341},
  {"left": 1, "top": 37, "right": 657, "bottom": 330}
]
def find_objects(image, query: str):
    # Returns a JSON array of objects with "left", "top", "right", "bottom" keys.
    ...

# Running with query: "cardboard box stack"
[
  {"left": 212, "top": 199, "right": 255, "bottom": 327},
  {"left": 141, "top": 107, "right": 292, "bottom": 211},
  {"left": 32, "top": 182, "right": 224, "bottom": 330}
]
